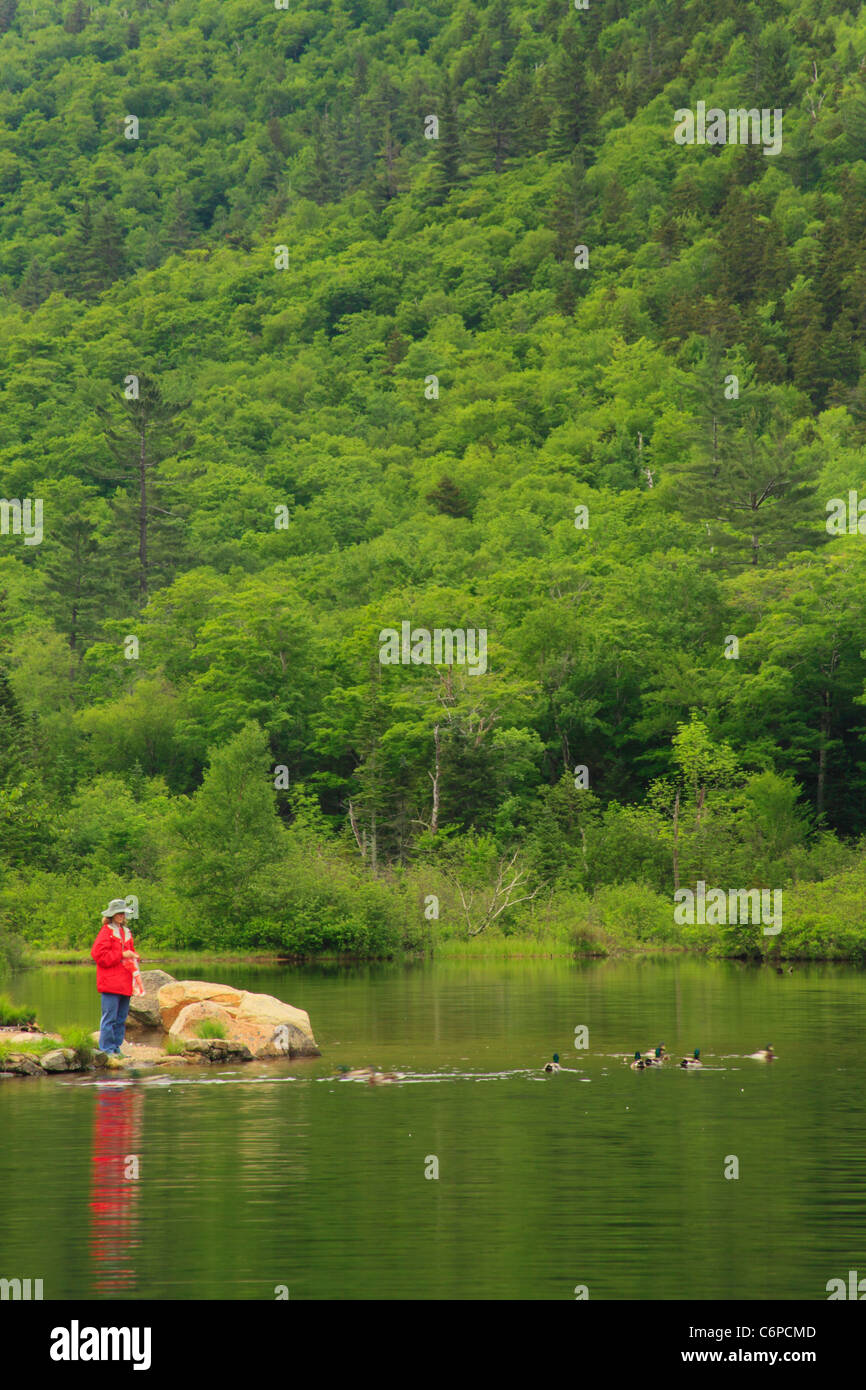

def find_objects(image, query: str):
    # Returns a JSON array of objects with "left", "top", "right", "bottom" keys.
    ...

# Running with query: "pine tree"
[
  {"left": 16, "top": 258, "right": 55, "bottom": 309},
  {"left": 92, "top": 206, "right": 127, "bottom": 286},
  {"left": 670, "top": 349, "right": 820, "bottom": 569},
  {"left": 69, "top": 201, "right": 102, "bottom": 299},
  {"left": 429, "top": 77, "right": 462, "bottom": 204},
  {"left": 0, "top": 0, "right": 19, "bottom": 35},
  {"left": 89, "top": 378, "right": 190, "bottom": 606},
  {"left": 63, "top": 0, "right": 87, "bottom": 35},
  {"left": 546, "top": 29, "right": 595, "bottom": 161},
  {"left": 426, "top": 475, "right": 472, "bottom": 518}
]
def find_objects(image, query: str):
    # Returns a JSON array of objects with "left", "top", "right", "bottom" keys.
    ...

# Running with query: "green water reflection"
[{"left": 1, "top": 958, "right": 864, "bottom": 1299}]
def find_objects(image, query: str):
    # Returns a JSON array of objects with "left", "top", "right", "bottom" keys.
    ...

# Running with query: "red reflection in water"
[{"left": 89, "top": 1087, "right": 144, "bottom": 1295}]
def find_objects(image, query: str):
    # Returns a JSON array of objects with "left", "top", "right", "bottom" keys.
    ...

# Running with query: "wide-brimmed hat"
[{"left": 101, "top": 899, "right": 130, "bottom": 919}]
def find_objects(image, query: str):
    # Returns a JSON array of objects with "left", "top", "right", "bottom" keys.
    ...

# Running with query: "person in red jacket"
[{"left": 91, "top": 900, "right": 137, "bottom": 1055}]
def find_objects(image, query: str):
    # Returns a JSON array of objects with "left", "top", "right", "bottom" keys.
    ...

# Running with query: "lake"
[{"left": 1, "top": 957, "right": 864, "bottom": 1300}]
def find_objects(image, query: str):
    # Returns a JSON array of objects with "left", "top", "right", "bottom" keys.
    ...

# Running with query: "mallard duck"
[
  {"left": 336, "top": 1065, "right": 376, "bottom": 1081},
  {"left": 644, "top": 1046, "right": 667, "bottom": 1065},
  {"left": 544, "top": 1053, "right": 562, "bottom": 1073},
  {"left": 680, "top": 1048, "right": 702, "bottom": 1068},
  {"left": 630, "top": 1051, "right": 647, "bottom": 1070},
  {"left": 747, "top": 1045, "right": 776, "bottom": 1061},
  {"left": 368, "top": 1069, "right": 404, "bottom": 1085}
]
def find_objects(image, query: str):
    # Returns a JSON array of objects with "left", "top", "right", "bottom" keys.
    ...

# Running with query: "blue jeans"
[{"left": 98, "top": 993, "right": 131, "bottom": 1053}]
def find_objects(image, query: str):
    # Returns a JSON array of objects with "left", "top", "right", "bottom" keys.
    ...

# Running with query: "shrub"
[
  {"left": 0, "top": 993, "right": 37, "bottom": 1027},
  {"left": 60, "top": 1024, "right": 95, "bottom": 1064},
  {"left": 195, "top": 1018, "right": 227, "bottom": 1039}
]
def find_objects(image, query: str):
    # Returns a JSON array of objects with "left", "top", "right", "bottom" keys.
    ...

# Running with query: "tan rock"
[
  {"left": 3, "top": 1053, "right": 44, "bottom": 1075},
  {"left": 2, "top": 1029, "right": 61, "bottom": 1046},
  {"left": 230, "top": 992, "right": 319, "bottom": 1058},
  {"left": 155, "top": 978, "right": 319, "bottom": 1059},
  {"left": 168, "top": 1000, "right": 233, "bottom": 1039},
  {"left": 158, "top": 981, "right": 245, "bottom": 1030}
]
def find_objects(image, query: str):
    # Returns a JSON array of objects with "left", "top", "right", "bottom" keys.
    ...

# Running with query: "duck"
[
  {"left": 644, "top": 1045, "right": 667, "bottom": 1065},
  {"left": 336, "top": 1065, "right": 376, "bottom": 1081},
  {"left": 629, "top": 1051, "right": 647, "bottom": 1070},
  {"left": 747, "top": 1045, "right": 776, "bottom": 1061},
  {"left": 680, "top": 1048, "right": 702, "bottom": 1068},
  {"left": 544, "top": 1053, "right": 562, "bottom": 1073},
  {"left": 368, "top": 1069, "right": 404, "bottom": 1085}
]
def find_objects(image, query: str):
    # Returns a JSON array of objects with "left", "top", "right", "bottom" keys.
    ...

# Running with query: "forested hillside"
[{"left": 2, "top": 0, "right": 866, "bottom": 960}]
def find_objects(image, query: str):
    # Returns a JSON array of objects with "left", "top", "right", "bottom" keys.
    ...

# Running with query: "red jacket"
[{"left": 91, "top": 923, "right": 136, "bottom": 996}]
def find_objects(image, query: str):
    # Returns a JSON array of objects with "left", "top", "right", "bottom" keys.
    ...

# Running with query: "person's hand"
[{"left": 122, "top": 950, "right": 136, "bottom": 961}]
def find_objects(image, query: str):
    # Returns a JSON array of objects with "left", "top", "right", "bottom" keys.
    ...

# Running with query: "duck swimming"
[
  {"left": 368, "top": 1069, "right": 404, "bottom": 1085},
  {"left": 644, "top": 1046, "right": 666, "bottom": 1066},
  {"left": 680, "top": 1049, "right": 702, "bottom": 1068},
  {"left": 337, "top": 1065, "right": 376, "bottom": 1081},
  {"left": 544, "top": 1054, "right": 562, "bottom": 1073},
  {"left": 630, "top": 1051, "right": 647, "bottom": 1070},
  {"left": 747, "top": 1045, "right": 776, "bottom": 1061}
]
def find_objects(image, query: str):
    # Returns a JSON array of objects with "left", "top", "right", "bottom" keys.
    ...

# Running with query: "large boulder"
[
  {"left": 157, "top": 980, "right": 245, "bottom": 1030},
  {"left": 127, "top": 969, "right": 176, "bottom": 1031},
  {"left": 230, "top": 993, "right": 319, "bottom": 1058},
  {"left": 168, "top": 1000, "right": 232, "bottom": 1038},
  {"left": 158, "top": 980, "right": 319, "bottom": 1059}
]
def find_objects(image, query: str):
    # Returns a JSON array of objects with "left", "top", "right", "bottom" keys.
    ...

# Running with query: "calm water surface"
[{"left": 1, "top": 957, "right": 864, "bottom": 1300}]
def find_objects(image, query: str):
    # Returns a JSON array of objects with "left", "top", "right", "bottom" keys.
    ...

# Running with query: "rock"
[
  {"left": 3, "top": 1053, "right": 44, "bottom": 1075},
  {"left": 230, "top": 993, "right": 319, "bottom": 1058},
  {"left": 158, "top": 980, "right": 245, "bottom": 1030},
  {"left": 180, "top": 1038, "right": 253, "bottom": 1062},
  {"left": 122, "top": 1041, "right": 173, "bottom": 1065},
  {"left": 163, "top": 985, "right": 319, "bottom": 1058},
  {"left": 40, "top": 1048, "right": 79, "bottom": 1073},
  {"left": 92, "top": 1050, "right": 110, "bottom": 1066},
  {"left": 3, "top": 1029, "right": 61, "bottom": 1046},
  {"left": 168, "top": 1000, "right": 233, "bottom": 1039},
  {"left": 127, "top": 969, "right": 176, "bottom": 1031}
]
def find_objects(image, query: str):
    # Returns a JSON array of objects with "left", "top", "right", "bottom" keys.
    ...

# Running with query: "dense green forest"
[{"left": 2, "top": 0, "right": 866, "bottom": 963}]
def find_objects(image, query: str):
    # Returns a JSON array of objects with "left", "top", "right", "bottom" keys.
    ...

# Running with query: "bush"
[
  {"left": 171, "top": 833, "right": 417, "bottom": 957},
  {"left": 60, "top": 1024, "right": 96, "bottom": 1064},
  {"left": 0, "top": 993, "right": 37, "bottom": 1027},
  {"left": 0, "top": 870, "right": 187, "bottom": 949},
  {"left": 195, "top": 1018, "right": 227, "bottom": 1039}
]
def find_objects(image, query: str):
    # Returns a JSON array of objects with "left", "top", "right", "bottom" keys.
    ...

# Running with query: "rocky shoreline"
[{"left": 0, "top": 972, "right": 320, "bottom": 1078}]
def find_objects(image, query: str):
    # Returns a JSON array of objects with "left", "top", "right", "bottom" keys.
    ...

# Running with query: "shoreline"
[{"left": 16, "top": 943, "right": 866, "bottom": 966}]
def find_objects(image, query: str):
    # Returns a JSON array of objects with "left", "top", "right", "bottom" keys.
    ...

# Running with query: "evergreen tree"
[
  {"left": 0, "top": 0, "right": 18, "bottom": 35},
  {"left": 426, "top": 476, "right": 472, "bottom": 518},
  {"left": 63, "top": 1, "right": 87, "bottom": 36},
  {"left": 89, "top": 378, "right": 190, "bottom": 606}
]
